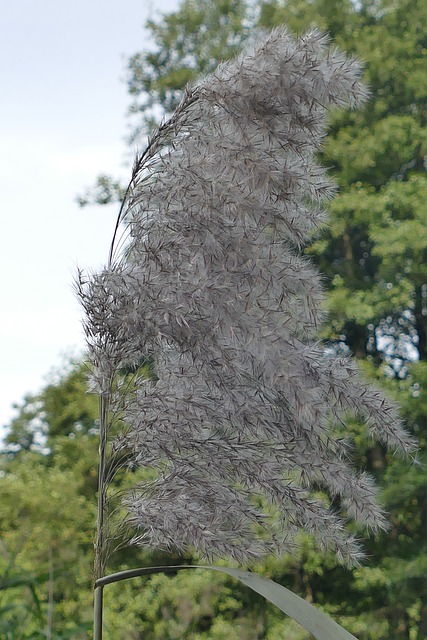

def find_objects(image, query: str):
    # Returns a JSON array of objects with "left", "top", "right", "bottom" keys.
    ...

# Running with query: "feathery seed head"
[{"left": 78, "top": 28, "right": 414, "bottom": 567}]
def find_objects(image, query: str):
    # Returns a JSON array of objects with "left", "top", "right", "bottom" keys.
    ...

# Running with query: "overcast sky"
[{"left": 0, "top": 0, "right": 180, "bottom": 434}]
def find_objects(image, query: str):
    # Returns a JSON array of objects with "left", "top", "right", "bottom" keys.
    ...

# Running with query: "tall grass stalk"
[
  {"left": 78, "top": 26, "right": 415, "bottom": 639},
  {"left": 94, "top": 394, "right": 110, "bottom": 583}
]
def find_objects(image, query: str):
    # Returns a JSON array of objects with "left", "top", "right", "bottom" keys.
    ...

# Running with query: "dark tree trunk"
[
  {"left": 414, "top": 309, "right": 427, "bottom": 361},
  {"left": 345, "top": 321, "right": 368, "bottom": 359}
]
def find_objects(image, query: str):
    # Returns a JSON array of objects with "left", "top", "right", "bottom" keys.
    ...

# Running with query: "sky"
[{"left": 0, "top": 0, "right": 180, "bottom": 434}]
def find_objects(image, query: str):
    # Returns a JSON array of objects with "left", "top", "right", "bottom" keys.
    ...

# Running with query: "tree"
[
  {"left": 4, "top": 361, "right": 99, "bottom": 454},
  {"left": 127, "top": 0, "right": 251, "bottom": 140},
  {"left": 0, "top": 364, "right": 98, "bottom": 637}
]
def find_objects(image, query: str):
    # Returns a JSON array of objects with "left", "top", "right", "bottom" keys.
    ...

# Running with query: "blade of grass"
[{"left": 95, "top": 565, "right": 358, "bottom": 640}]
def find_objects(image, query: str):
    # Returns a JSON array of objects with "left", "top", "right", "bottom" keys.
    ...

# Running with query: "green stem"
[
  {"left": 94, "top": 395, "right": 109, "bottom": 582},
  {"left": 94, "top": 585, "right": 104, "bottom": 640},
  {"left": 46, "top": 548, "right": 54, "bottom": 640}
]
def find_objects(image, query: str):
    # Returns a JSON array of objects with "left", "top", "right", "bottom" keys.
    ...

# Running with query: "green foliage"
[
  {"left": 127, "top": 0, "right": 250, "bottom": 141},
  {"left": 5, "top": 361, "right": 99, "bottom": 453},
  {"left": 258, "top": 0, "right": 357, "bottom": 40},
  {"left": 0, "top": 443, "right": 96, "bottom": 636},
  {"left": 76, "top": 174, "right": 126, "bottom": 207}
]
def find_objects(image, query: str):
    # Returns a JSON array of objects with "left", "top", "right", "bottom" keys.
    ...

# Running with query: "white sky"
[{"left": 0, "top": 0, "right": 180, "bottom": 434}]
